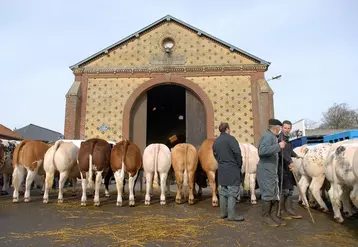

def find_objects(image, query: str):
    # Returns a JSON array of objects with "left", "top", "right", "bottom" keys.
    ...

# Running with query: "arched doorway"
[{"left": 123, "top": 75, "right": 214, "bottom": 153}]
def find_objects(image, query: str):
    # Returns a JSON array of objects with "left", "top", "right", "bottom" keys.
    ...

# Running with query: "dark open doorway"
[{"left": 146, "top": 85, "right": 186, "bottom": 146}]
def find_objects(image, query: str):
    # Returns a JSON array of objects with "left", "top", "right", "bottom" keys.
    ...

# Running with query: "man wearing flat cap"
[{"left": 257, "top": 118, "right": 287, "bottom": 227}]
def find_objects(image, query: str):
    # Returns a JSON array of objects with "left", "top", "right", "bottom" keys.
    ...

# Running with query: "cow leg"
[
  {"left": 309, "top": 176, "right": 329, "bottom": 212},
  {"left": 175, "top": 170, "right": 184, "bottom": 204},
  {"left": 1, "top": 173, "right": 9, "bottom": 195},
  {"left": 93, "top": 171, "right": 103, "bottom": 206},
  {"left": 12, "top": 165, "right": 25, "bottom": 202},
  {"left": 71, "top": 178, "right": 77, "bottom": 196},
  {"left": 207, "top": 171, "right": 218, "bottom": 207},
  {"left": 188, "top": 171, "right": 195, "bottom": 205},
  {"left": 80, "top": 172, "right": 88, "bottom": 206},
  {"left": 145, "top": 171, "right": 153, "bottom": 205},
  {"left": 114, "top": 170, "right": 124, "bottom": 206},
  {"left": 104, "top": 171, "right": 111, "bottom": 198},
  {"left": 160, "top": 172, "right": 168, "bottom": 205},
  {"left": 249, "top": 173, "right": 257, "bottom": 205},
  {"left": 298, "top": 175, "right": 310, "bottom": 208},
  {"left": 350, "top": 184, "right": 358, "bottom": 210},
  {"left": 166, "top": 177, "right": 171, "bottom": 197},
  {"left": 43, "top": 170, "right": 55, "bottom": 204},
  {"left": 341, "top": 186, "right": 353, "bottom": 217},
  {"left": 58, "top": 171, "right": 69, "bottom": 204},
  {"left": 328, "top": 183, "right": 344, "bottom": 223},
  {"left": 128, "top": 172, "right": 138, "bottom": 207},
  {"left": 24, "top": 167, "right": 39, "bottom": 203}
]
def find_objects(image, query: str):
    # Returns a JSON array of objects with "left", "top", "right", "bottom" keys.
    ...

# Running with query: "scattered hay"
[
  {"left": 9, "top": 215, "right": 218, "bottom": 247},
  {"left": 299, "top": 228, "right": 358, "bottom": 247}
]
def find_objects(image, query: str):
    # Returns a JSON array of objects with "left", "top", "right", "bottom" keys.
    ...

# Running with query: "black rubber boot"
[
  {"left": 271, "top": 200, "right": 287, "bottom": 226},
  {"left": 219, "top": 194, "right": 228, "bottom": 219},
  {"left": 261, "top": 201, "right": 279, "bottom": 227},
  {"left": 279, "top": 195, "right": 292, "bottom": 220},
  {"left": 286, "top": 196, "right": 303, "bottom": 219},
  {"left": 227, "top": 196, "right": 244, "bottom": 221}
]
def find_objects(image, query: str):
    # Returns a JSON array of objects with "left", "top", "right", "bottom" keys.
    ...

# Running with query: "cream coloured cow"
[
  {"left": 239, "top": 143, "right": 259, "bottom": 204},
  {"left": 143, "top": 143, "right": 171, "bottom": 205},
  {"left": 43, "top": 140, "right": 80, "bottom": 204},
  {"left": 324, "top": 139, "right": 358, "bottom": 223},
  {"left": 298, "top": 143, "right": 332, "bottom": 211}
]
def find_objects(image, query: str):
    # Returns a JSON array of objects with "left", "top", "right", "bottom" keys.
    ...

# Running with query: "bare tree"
[
  {"left": 304, "top": 119, "right": 320, "bottom": 129},
  {"left": 321, "top": 103, "right": 357, "bottom": 129}
]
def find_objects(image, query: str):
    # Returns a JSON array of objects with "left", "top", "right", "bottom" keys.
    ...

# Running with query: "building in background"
[
  {"left": 0, "top": 124, "right": 23, "bottom": 140},
  {"left": 64, "top": 15, "right": 275, "bottom": 152},
  {"left": 14, "top": 124, "right": 64, "bottom": 143}
]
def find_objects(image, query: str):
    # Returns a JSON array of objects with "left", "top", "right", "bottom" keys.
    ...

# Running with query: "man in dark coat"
[
  {"left": 257, "top": 119, "right": 287, "bottom": 227},
  {"left": 277, "top": 120, "right": 303, "bottom": 219},
  {"left": 212, "top": 122, "right": 244, "bottom": 221}
]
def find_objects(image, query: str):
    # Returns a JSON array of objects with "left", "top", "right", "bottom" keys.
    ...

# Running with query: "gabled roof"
[
  {"left": 14, "top": 124, "right": 63, "bottom": 142},
  {"left": 70, "top": 14, "right": 270, "bottom": 69},
  {"left": 0, "top": 124, "right": 23, "bottom": 140}
]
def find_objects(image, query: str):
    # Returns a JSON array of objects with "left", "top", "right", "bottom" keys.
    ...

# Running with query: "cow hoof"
[
  {"left": 251, "top": 200, "right": 257, "bottom": 205},
  {"left": 321, "top": 208, "right": 329, "bottom": 213},
  {"left": 176, "top": 198, "right": 182, "bottom": 204},
  {"left": 81, "top": 201, "right": 86, "bottom": 206},
  {"left": 344, "top": 212, "right": 353, "bottom": 218},
  {"left": 129, "top": 200, "right": 135, "bottom": 207},
  {"left": 58, "top": 199, "right": 63, "bottom": 204},
  {"left": 188, "top": 199, "right": 194, "bottom": 205},
  {"left": 43, "top": 199, "right": 49, "bottom": 204},
  {"left": 212, "top": 201, "right": 219, "bottom": 207},
  {"left": 40, "top": 191, "right": 44, "bottom": 195},
  {"left": 145, "top": 200, "right": 150, "bottom": 205},
  {"left": 116, "top": 201, "right": 122, "bottom": 207},
  {"left": 160, "top": 200, "right": 166, "bottom": 205},
  {"left": 94, "top": 201, "right": 100, "bottom": 207},
  {"left": 105, "top": 193, "right": 110, "bottom": 198},
  {"left": 13, "top": 198, "right": 19, "bottom": 203},
  {"left": 334, "top": 216, "right": 344, "bottom": 223},
  {"left": 24, "top": 198, "right": 30, "bottom": 203},
  {"left": 1, "top": 191, "right": 9, "bottom": 195},
  {"left": 71, "top": 192, "right": 77, "bottom": 196}
]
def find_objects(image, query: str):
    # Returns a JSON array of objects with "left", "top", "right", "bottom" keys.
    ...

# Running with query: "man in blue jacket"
[{"left": 213, "top": 122, "right": 244, "bottom": 221}]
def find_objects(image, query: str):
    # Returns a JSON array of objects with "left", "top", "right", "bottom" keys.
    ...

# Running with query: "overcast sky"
[{"left": 1, "top": 0, "right": 357, "bottom": 133}]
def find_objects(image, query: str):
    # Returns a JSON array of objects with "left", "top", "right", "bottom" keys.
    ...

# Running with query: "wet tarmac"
[{"left": 0, "top": 183, "right": 357, "bottom": 247}]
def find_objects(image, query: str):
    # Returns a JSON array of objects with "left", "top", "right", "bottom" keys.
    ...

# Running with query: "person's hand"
[
  {"left": 279, "top": 141, "right": 286, "bottom": 149},
  {"left": 289, "top": 163, "right": 294, "bottom": 171}
]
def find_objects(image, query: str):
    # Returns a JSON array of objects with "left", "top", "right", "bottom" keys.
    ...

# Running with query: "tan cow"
[
  {"left": 198, "top": 139, "right": 219, "bottom": 207},
  {"left": 43, "top": 140, "right": 80, "bottom": 204},
  {"left": 77, "top": 138, "right": 112, "bottom": 206},
  {"left": 171, "top": 143, "right": 198, "bottom": 205},
  {"left": 110, "top": 139, "right": 142, "bottom": 207},
  {"left": 12, "top": 140, "right": 52, "bottom": 203}
]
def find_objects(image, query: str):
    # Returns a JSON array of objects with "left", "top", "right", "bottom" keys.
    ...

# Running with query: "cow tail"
[
  {"left": 11, "top": 140, "right": 28, "bottom": 188},
  {"left": 47, "top": 140, "right": 62, "bottom": 189},
  {"left": 183, "top": 145, "right": 189, "bottom": 198},
  {"left": 88, "top": 154, "right": 94, "bottom": 189},
  {"left": 121, "top": 140, "right": 129, "bottom": 180},
  {"left": 243, "top": 144, "right": 250, "bottom": 191},
  {"left": 153, "top": 144, "right": 160, "bottom": 189}
]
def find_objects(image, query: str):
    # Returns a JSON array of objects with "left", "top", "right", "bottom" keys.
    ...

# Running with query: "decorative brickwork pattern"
[
  {"left": 187, "top": 76, "right": 254, "bottom": 144},
  {"left": 83, "top": 22, "right": 256, "bottom": 68},
  {"left": 84, "top": 78, "right": 150, "bottom": 141}
]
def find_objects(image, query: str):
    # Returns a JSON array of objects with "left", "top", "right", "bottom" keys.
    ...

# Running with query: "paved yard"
[{"left": 0, "top": 184, "right": 357, "bottom": 247}]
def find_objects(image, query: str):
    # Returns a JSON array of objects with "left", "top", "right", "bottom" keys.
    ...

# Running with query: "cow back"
[
  {"left": 111, "top": 140, "right": 142, "bottom": 176},
  {"left": 13, "top": 140, "right": 51, "bottom": 171},
  {"left": 198, "top": 139, "right": 217, "bottom": 173},
  {"left": 78, "top": 138, "right": 111, "bottom": 172}
]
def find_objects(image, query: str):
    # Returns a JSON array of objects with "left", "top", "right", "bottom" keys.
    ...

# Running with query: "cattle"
[
  {"left": 198, "top": 139, "right": 219, "bottom": 207},
  {"left": 297, "top": 143, "right": 332, "bottom": 211},
  {"left": 239, "top": 143, "right": 259, "bottom": 205},
  {"left": 12, "top": 140, "right": 52, "bottom": 202},
  {"left": 143, "top": 143, "right": 171, "bottom": 205},
  {"left": 42, "top": 140, "right": 80, "bottom": 204},
  {"left": 171, "top": 143, "right": 198, "bottom": 205},
  {"left": 110, "top": 139, "right": 142, "bottom": 207},
  {"left": 324, "top": 139, "right": 358, "bottom": 223},
  {"left": 77, "top": 138, "right": 112, "bottom": 206},
  {"left": 0, "top": 139, "right": 19, "bottom": 195}
]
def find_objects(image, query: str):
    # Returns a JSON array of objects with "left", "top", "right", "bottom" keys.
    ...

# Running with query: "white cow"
[
  {"left": 43, "top": 140, "right": 80, "bottom": 204},
  {"left": 298, "top": 143, "right": 332, "bottom": 211},
  {"left": 143, "top": 143, "right": 172, "bottom": 205},
  {"left": 324, "top": 139, "right": 358, "bottom": 223},
  {"left": 0, "top": 139, "right": 20, "bottom": 195},
  {"left": 239, "top": 143, "right": 259, "bottom": 204}
]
